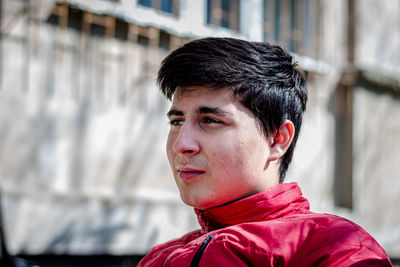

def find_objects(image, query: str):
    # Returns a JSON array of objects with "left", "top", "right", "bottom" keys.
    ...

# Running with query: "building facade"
[{"left": 0, "top": 0, "right": 399, "bottom": 261}]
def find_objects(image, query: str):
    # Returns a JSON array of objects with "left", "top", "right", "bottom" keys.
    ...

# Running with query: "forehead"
[{"left": 171, "top": 86, "right": 237, "bottom": 109}]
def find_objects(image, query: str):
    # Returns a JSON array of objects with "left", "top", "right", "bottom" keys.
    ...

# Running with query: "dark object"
[{"left": 190, "top": 234, "right": 214, "bottom": 267}]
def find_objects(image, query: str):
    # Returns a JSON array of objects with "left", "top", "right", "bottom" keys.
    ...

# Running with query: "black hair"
[{"left": 157, "top": 37, "right": 307, "bottom": 182}]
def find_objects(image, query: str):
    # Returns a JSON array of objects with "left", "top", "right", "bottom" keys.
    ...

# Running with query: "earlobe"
[{"left": 268, "top": 120, "right": 295, "bottom": 161}]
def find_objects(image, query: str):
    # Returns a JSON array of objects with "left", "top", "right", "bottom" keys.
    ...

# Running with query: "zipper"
[
  {"left": 190, "top": 234, "right": 214, "bottom": 267},
  {"left": 198, "top": 210, "right": 209, "bottom": 233},
  {"left": 163, "top": 234, "right": 214, "bottom": 267}
]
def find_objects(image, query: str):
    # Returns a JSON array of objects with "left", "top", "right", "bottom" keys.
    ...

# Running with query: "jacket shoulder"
[
  {"left": 201, "top": 213, "right": 392, "bottom": 266},
  {"left": 137, "top": 229, "right": 202, "bottom": 267},
  {"left": 285, "top": 213, "right": 392, "bottom": 266}
]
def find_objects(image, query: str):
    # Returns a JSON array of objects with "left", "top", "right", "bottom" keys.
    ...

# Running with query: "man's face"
[{"left": 166, "top": 86, "right": 278, "bottom": 210}]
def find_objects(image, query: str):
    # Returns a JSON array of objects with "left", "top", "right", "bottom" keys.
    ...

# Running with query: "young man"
[{"left": 138, "top": 38, "right": 391, "bottom": 266}]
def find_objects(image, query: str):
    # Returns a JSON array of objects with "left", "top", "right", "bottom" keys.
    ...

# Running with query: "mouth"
[{"left": 177, "top": 168, "right": 205, "bottom": 180}]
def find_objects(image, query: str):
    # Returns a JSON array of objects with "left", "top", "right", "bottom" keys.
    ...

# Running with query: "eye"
[
  {"left": 169, "top": 119, "right": 184, "bottom": 126},
  {"left": 202, "top": 117, "right": 223, "bottom": 124}
]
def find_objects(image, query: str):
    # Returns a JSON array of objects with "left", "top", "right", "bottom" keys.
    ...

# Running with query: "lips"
[{"left": 177, "top": 168, "right": 205, "bottom": 180}]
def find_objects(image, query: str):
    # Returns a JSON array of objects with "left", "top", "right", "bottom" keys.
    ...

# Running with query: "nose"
[{"left": 172, "top": 122, "right": 200, "bottom": 155}]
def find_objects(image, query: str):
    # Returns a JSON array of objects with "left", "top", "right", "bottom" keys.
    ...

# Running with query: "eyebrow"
[
  {"left": 167, "top": 106, "right": 232, "bottom": 118},
  {"left": 167, "top": 109, "right": 183, "bottom": 117},
  {"left": 197, "top": 106, "right": 232, "bottom": 117}
]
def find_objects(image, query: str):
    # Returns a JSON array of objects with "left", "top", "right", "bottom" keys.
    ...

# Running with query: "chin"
[{"left": 180, "top": 197, "right": 207, "bottom": 210}]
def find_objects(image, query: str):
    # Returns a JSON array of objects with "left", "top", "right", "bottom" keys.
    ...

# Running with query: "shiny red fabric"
[{"left": 138, "top": 183, "right": 392, "bottom": 266}]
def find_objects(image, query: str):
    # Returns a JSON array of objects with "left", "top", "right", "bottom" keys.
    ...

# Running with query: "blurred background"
[{"left": 0, "top": 0, "right": 399, "bottom": 265}]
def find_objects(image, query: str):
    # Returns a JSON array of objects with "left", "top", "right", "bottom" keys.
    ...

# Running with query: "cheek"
[
  {"left": 214, "top": 135, "right": 268, "bottom": 175},
  {"left": 166, "top": 133, "right": 176, "bottom": 162},
  {"left": 210, "top": 142, "right": 245, "bottom": 173}
]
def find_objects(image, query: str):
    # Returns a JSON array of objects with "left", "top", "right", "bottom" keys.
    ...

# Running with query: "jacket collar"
[{"left": 195, "top": 182, "right": 310, "bottom": 233}]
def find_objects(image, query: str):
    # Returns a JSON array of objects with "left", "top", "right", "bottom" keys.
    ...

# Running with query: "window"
[
  {"left": 264, "top": 0, "right": 321, "bottom": 58},
  {"left": 138, "top": 0, "right": 179, "bottom": 16},
  {"left": 206, "top": 0, "right": 240, "bottom": 32},
  {"left": 139, "top": 0, "right": 151, "bottom": 7}
]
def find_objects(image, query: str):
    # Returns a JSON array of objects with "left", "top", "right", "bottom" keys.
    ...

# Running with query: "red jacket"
[{"left": 138, "top": 183, "right": 392, "bottom": 266}]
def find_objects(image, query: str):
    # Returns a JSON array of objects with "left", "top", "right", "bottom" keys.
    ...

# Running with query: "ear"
[{"left": 268, "top": 120, "right": 295, "bottom": 162}]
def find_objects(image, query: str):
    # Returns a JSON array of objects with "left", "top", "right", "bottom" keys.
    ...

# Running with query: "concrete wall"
[
  {"left": 0, "top": 2, "right": 197, "bottom": 254},
  {"left": 352, "top": 0, "right": 400, "bottom": 256},
  {"left": 353, "top": 86, "right": 400, "bottom": 256}
]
